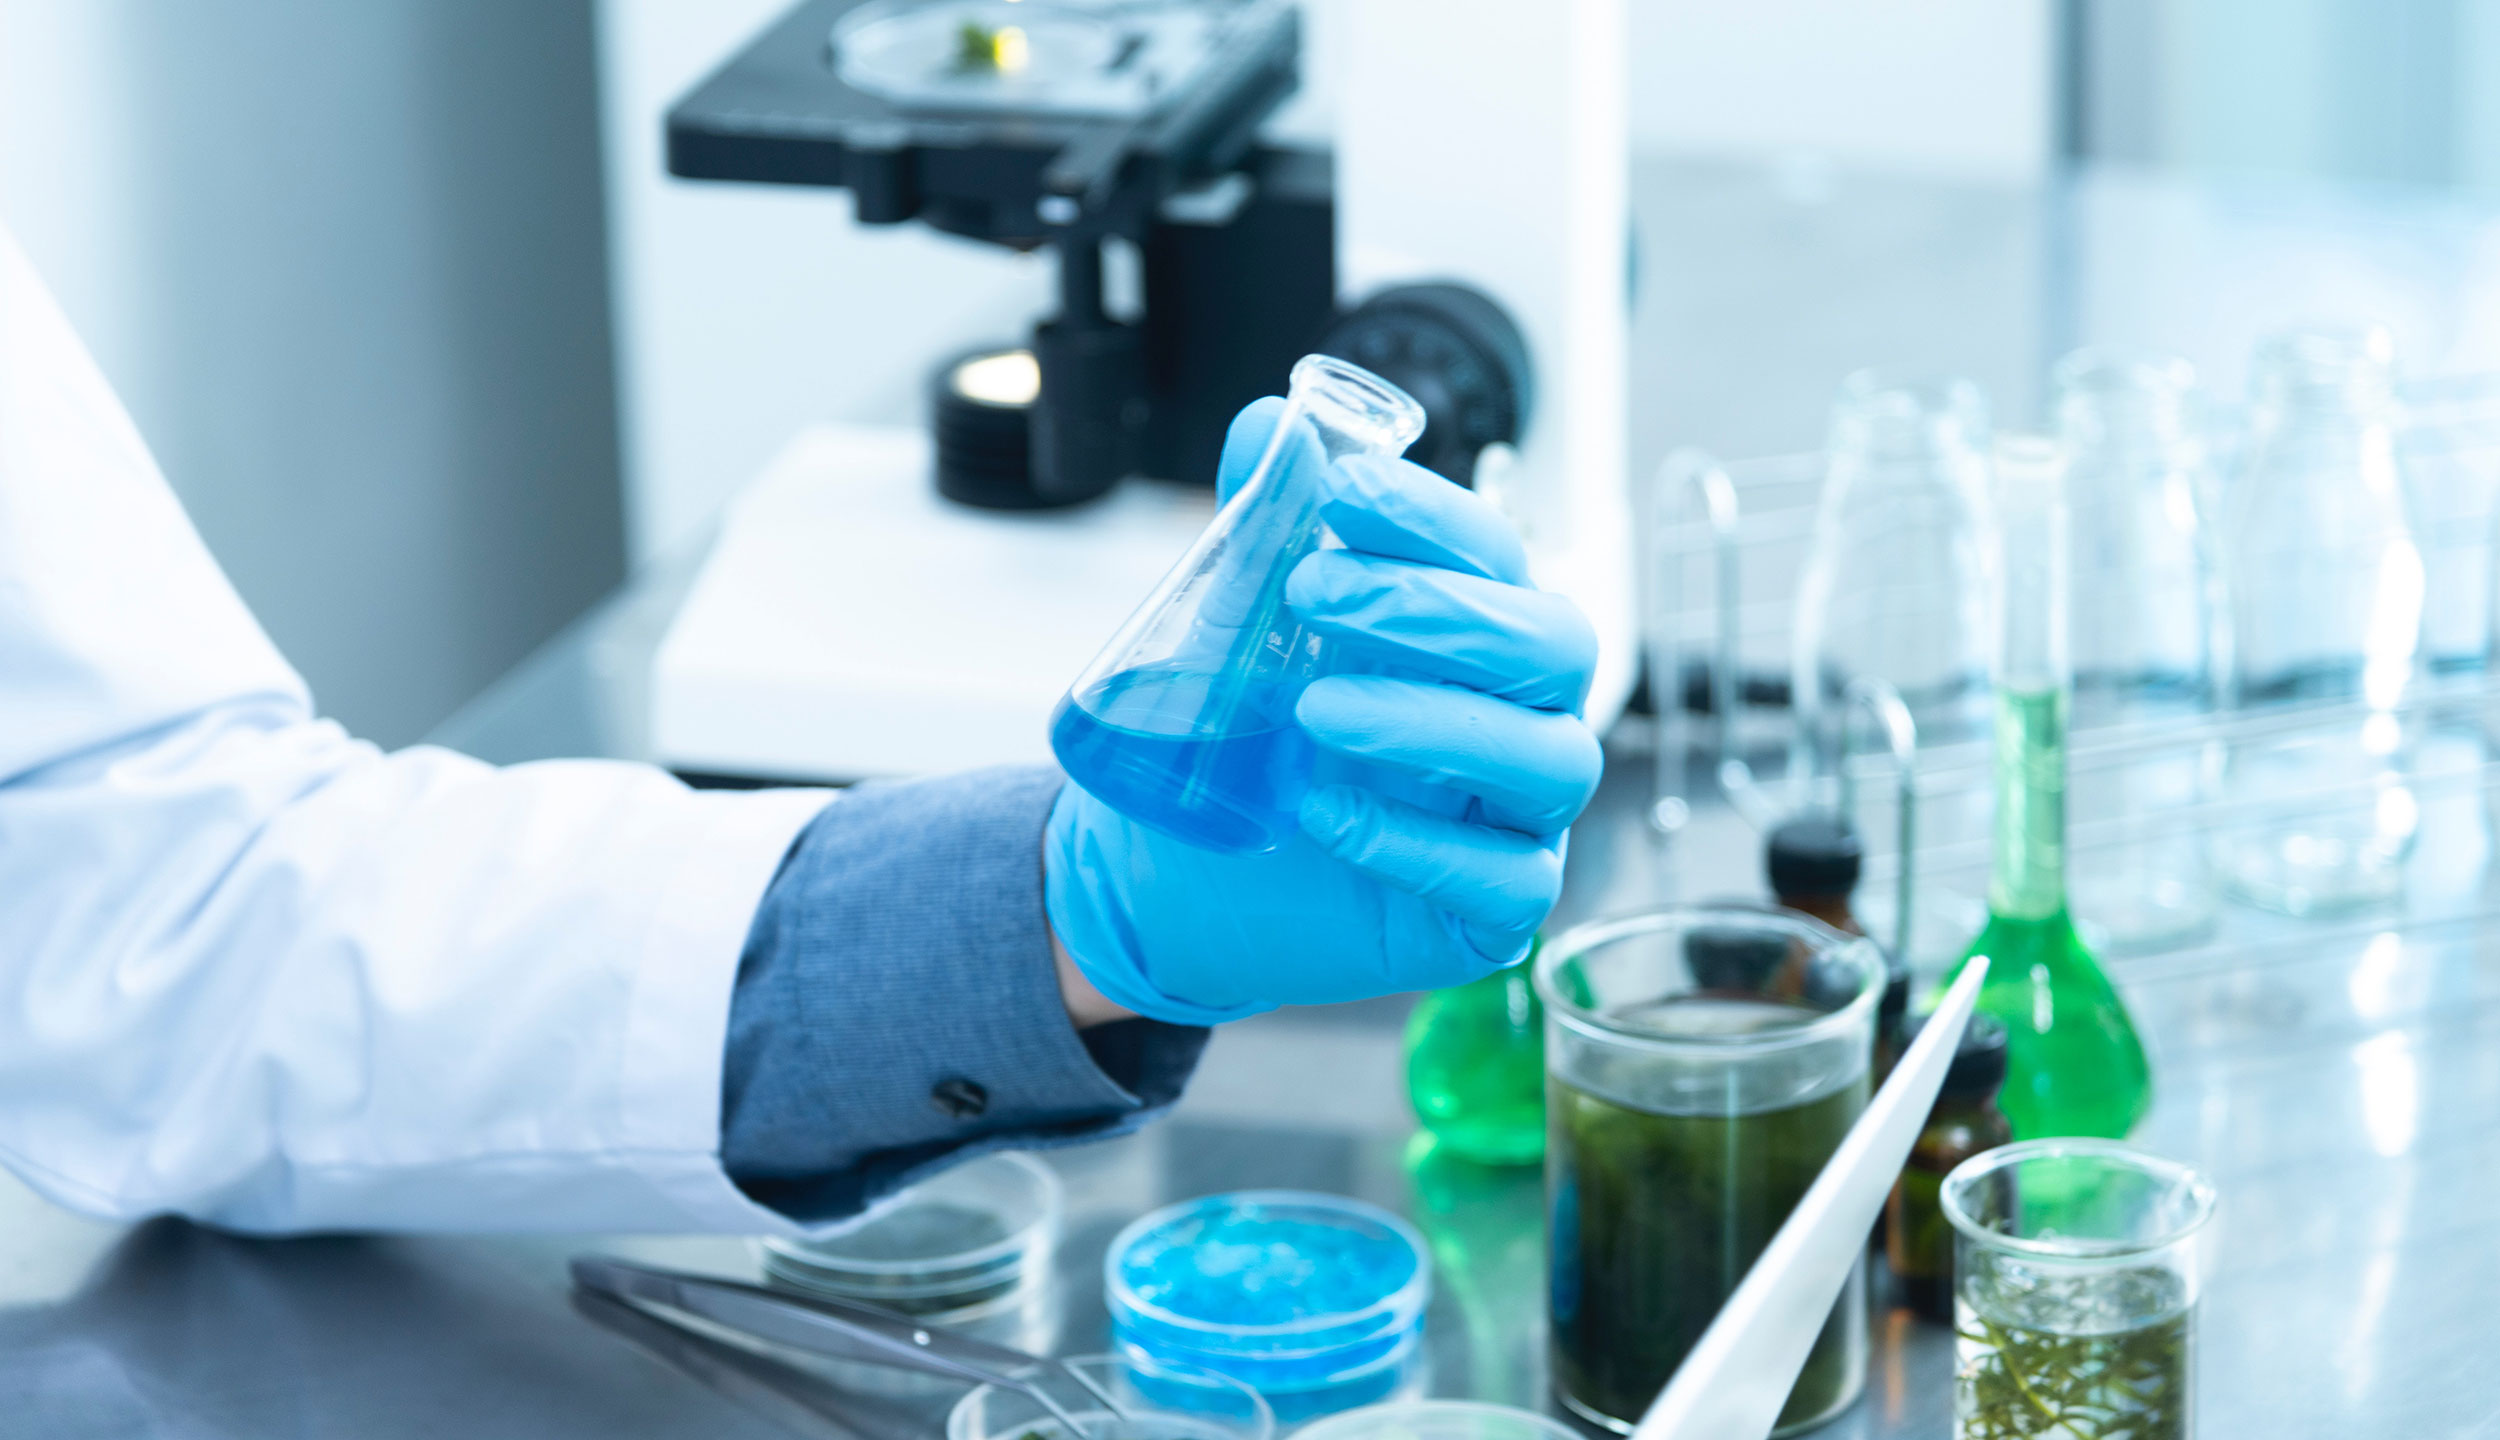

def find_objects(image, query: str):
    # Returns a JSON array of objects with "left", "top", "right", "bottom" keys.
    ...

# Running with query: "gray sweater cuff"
[{"left": 720, "top": 765, "right": 1208, "bottom": 1223}]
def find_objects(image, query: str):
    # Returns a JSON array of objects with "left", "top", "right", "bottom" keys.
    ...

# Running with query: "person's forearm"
[
  {"left": 1053, "top": 926, "right": 1136, "bottom": 1029},
  {"left": 719, "top": 767, "right": 1202, "bottom": 1223}
]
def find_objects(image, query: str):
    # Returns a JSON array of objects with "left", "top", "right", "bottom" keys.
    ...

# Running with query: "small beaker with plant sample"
[{"left": 1943, "top": 1139, "right": 2215, "bottom": 1440}]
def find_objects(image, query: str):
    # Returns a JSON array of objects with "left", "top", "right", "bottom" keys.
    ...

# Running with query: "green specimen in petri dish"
[
  {"left": 1954, "top": 1269, "right": 2190, "bottom": 1440},
  {"left": 1546, "top": 1001, "right": 1864, "bottom": 1433},
  {"left": 954, "top": 20, "right": 1030, "bottom": 72},
  {"left": 1405, "top": 943, "right": 1546, "bottom": 1166},
  {"left": 955, "top": 21, "right": 996, "bottom": 68}
]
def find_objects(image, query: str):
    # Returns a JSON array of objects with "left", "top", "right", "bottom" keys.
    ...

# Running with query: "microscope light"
[{"left": 950, "top": 349, "right": 1041, "bottom": 407}]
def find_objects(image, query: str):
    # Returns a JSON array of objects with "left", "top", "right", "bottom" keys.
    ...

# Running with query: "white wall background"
[
  {"left": 1629, "top": 0, "right": 2058, "bottom": 183},
  {"left": 2076, "top": 0, "right": 2500, "bottom": 192},
  {"left": 597, "top": 0, "right": 1059, "bottom": 563},
  {"left": 0, "top": 1, "right": 625, "bottom": 748}
]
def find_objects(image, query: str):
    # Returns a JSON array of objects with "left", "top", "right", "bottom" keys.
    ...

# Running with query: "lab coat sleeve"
[
  {"left": 0, "top": 223, "right": 835, "bottom": 1233},
  {"left": 722, "top": 766, "right": 1210, "bottom": 1223}
]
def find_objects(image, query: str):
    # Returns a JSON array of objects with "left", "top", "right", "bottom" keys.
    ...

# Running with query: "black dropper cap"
[
  {"left": 1766, "top": 812, "right": 1863, "bottom": 898},
  {"left": 1876, "top": 955, "right": 1911, "bottom": 1040},
  {"left": 1766, "top": 812, "right": 1905, "bottom": 1031},
  {"left": 1906, "top": 1011, "right": 2010, "bottom": 1099},
  {"left": 1685, "top": 926, "right": 1793, "bottom": 995}
]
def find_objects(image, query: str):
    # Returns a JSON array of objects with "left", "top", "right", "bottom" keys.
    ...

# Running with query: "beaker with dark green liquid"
[
  {"left": 1944, "top": 436, "right": 2151, "bottom": 1140},
  {"left": 1535, "top": 906, "right": 1883, "bottom": 1436}
]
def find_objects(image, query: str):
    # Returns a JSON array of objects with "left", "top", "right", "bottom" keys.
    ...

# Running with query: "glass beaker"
[
  {"left": 1792, "top": 369, "right": 1995, "bottom": 809},
  {"left": 1535, "top": 905, "right": 1882, "bottom": 1436},
  {"left": 1051, "top": 354, "right": 1428, "bottom": 853},
  {"left": 1943, "top": 1140, "right": 2216, "bottom": 1440},
  {"left": 2053, "top": 349, "right": 2222, "bottom": 953},
  {"left": 2214, "top": 326, "right": 2422, "bottom": 915}
]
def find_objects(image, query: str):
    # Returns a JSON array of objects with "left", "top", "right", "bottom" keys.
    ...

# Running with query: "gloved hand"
[{"left": 1045, "top": 396, "right": 1604, "bottom": 1026}]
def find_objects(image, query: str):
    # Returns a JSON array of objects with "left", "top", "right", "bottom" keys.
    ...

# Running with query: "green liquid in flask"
[
  {"left": 1404, "top": 947, "right": 1546, "bottom": 1166},
  {"left": 1947, "top": 684, "right": 2151, "bottom": 1140}
]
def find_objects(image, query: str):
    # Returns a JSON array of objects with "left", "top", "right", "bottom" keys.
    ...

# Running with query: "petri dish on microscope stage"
[
  {"left": 759, "top": 1150, "right": 1061, "bottom": 1324},
  {"left": 1106, "top": 1190, "right": 1432, "bottom": 1422},
  {"left": 833, "top": 0, "right": 1282, "bottom": 121}
]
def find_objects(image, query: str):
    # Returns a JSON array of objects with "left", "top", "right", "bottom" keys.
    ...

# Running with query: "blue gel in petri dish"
[{"left": 1105, "top": 1191, "right": 1432, "bottom": 1422}]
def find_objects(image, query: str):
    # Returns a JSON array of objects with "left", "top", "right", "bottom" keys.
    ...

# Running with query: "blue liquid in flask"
[
  {"left": 1051, "top": 665, "right": 1314, "bottom": 855},
  {"left": 1048, "top": 354, "right": 1427, "bottom": 856}
]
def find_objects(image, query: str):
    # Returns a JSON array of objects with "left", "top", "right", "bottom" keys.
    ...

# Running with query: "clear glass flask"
[
  {"left": 1536, "top": 905, "right": 1882, "bottom": 1436},
  {"left": 1792, "top": 370, "right": 1995, "bottom": 809},
  {"left": 2053, "top": 350, "right": 2222, "bottom": 953},
  {"left": 1945, "top": 435, "right": 2151, "bottom": 1141},
  {"left": 1051, "top": 355, "right": 1427, "bottom": 853},
  {"left": 1944, "top": 1140, "right": 2215, "bottom": 1440},
  {"left": 2214, "top": 326, "right": 2423, "bottom": 915}
]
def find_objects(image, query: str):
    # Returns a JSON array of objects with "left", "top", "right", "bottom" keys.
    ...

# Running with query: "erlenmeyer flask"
[
  {"left": 1404, "top": 939, "right": 1545, "bottom": 1166},
  {"left": 2055, "top": 349, "right": 2222, "bottom": 952},
  {"left": 1791, "top": 370, "right": 1995, "bottom": 810},
  {"left": 2215, "top": 326, "right": 2422, "bottom": 915},
  {"left": 1050, "top": 354, "right": 1427, "bottom": 854}
]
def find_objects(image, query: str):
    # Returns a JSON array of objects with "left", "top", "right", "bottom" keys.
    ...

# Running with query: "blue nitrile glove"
[{"left": 1044, "top": 396, "right": 1604, "bottom": 1025}]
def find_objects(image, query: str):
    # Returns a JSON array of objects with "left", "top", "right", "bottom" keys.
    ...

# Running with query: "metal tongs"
[
  {"left": 1633, "top": 956, "right": 1993, "bottom": 1440},
  {"left": 570, "top": 1255, "right": 1130, "bottom": 1436}
]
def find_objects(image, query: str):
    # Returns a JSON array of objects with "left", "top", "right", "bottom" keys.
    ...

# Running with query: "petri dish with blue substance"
[{"left": 1106, "top": 1191, "right": 1431, "bottom": 1422}]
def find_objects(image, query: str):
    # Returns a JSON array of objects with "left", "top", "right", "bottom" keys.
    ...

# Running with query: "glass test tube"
[{"left": 1050, "top": 355, "right": 1427, "bottom": 854}]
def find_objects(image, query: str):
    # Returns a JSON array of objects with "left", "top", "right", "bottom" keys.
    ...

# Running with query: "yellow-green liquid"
[{"left": 1955, "top": 1270, "right": 2192, "bottom": 1440}]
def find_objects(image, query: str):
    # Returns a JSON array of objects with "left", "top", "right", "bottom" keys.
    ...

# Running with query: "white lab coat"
[{"left": 0, "top": 225, "right": 834, "bottom": 1234}]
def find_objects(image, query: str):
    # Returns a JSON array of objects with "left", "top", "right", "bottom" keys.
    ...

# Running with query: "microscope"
[{"left": 651, "top": 0, "right": 1631, "bottom": 781}]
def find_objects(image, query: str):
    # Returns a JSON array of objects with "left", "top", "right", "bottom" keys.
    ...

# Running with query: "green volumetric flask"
[
  {"left": 1945, "top": 438, "right": 2151, "bottom": 1141},
  {"left": 1404, "top": 942, "right": 1545, "bottom": 1165}
]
